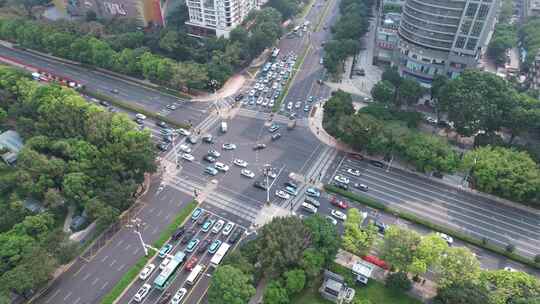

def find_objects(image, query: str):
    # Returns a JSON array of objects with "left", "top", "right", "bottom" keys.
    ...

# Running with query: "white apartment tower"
[{"left": 185, "top": 0, "right": 256, "bottom": 37}]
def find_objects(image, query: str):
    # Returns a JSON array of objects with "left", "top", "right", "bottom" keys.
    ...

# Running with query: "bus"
[
  {"left": 153, "top": 252, "right": 186, "bottom": 290},
  {"left": 210, "top": 243, "right": 230, "bottom": 267},
  {"left": 186, "top": 264, "right": 205, "bottom": 286},
  {"left": 271, "top": 48, "right": 280, "bottom": 59}
]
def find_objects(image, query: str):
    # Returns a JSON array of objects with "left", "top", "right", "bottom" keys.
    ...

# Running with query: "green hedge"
[
  {"left": 100, "top": 201, "right": 198, "bottom": 304},
  {"left": 81, "top": 89, "right": 190, "bottom": 129},
  {"left": 324, "top": 185, "right": 540, "bottom": 270}
]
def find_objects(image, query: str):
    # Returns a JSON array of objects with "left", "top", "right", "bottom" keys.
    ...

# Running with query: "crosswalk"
[{"left": 236, "top": 108, "right": 308, "bottom": 127}]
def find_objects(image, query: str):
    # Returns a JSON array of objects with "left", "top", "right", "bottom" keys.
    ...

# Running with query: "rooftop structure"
[{"left": 0, "top": 130, "right": 23, "bottom": 165}]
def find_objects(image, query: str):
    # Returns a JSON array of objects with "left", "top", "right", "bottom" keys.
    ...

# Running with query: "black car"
[
  {"left": 253, "top": 181, "right": 268, "bottom": 190},
  {"left": 228, "top": 228, "right": 242, "bottom": 244},
  {"left": 284, "top": 181, "right": 298, "bottom": 189},
  {"left": 181, "top": 229, "right": 195, "bottom": 244},
  {"left": 99, "top": 100, "right": 110, "bottom": 107},
  {"left": 159, "top": 292, "right": 172, "bottom": 304},
  {"left": 373, "top": 220, "right": 388, "bottom": 234},
  {"left": 271, "top": 133, "right": 281, "bottom": 141},
  {"left": 253, "top": 143, "right": 267, "bottom": 150},
  {"left": 197, "top": 214, "right": 210, "bottom": 226},
  {"left": 171, "top": 227, "right": 185, "bottom": 241},
  {"left": 203, "top": 155, "right": 217, "bottom": 163},
  {"left": 234, "top": 94, "right": 244, "bottom": 101},
  {"left": 157, "top": 142, "right": 170, "bottom": 151},
  {"left": 197, "top": 239, "right": 211, "bottom": 253},
  {"left": 157, "top": 121, "right": 168, "bottom": 128},
  {"left": 369, "top": 160, "right": 385, "bottom": 168},
  {"left": 334, "top": 182, "right": 349, "bottom": 190}
]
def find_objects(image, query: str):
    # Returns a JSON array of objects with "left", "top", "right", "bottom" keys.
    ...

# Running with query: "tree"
[
  {"left": 401, "top": 133, "right": 459, "bottom": 173},
  {"left": 371, "top": 80, "right": 395, "bottom": 104},
  {"left": 409, "top": 233, "right": 448, "bottom": 276},
  {"left": 386, "top": 271, "right": 412, "bottom": 292},
  {"left": 479, "top": 270, "right": 540, "bottom": 304},
  {"left": 397, "top": 78, "right": 424, "bottom": 107},
  {"left": 433, "top": 281, "right": 491, "bottom": 304},
  {"left": 208, "top": 265, "right": 256, "bottom": 304},
  {"left": 342, "top": 209, "right": 377, "bottom": 256},
  {"left": 462, "top": 146, "right": 540, "bottom": 203},
  {"left": 302, "top": 215, "right": 339, "bottom": 265},
  {"left": 300, "top": 248, "right": 325, "bottom": 280},
  {"left": 382, "top": 67, "right": 402, "bottom": 87},
  {"left": 437, "top": 247, "right": 480, "bottom": 288},
  {"left": 284, "top": 269, "right": 306, "bottom": 295},
  {"left": 0, "top": 108, "right": 6, "bottom": 124},
  {"left": 379, "top": 226, "right": 421, "bottom": 272},
  {"left": 263, "top": 280, "right": 289, "bottom": 304}
]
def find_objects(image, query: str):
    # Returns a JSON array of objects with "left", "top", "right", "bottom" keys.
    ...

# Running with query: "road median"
[
  {"left": 101, "top": 201, "right": 198, "bottom": 304},
  {"left": 323, "top": 185, "right": 540, "bottom": 270}
]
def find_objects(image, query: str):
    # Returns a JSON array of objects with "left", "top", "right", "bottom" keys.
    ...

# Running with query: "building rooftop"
[{"left": 0, "top": 130, "right": 23, "bottom": 153}]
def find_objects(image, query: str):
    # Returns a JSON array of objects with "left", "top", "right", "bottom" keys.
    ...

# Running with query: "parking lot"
[{"left": 119, "top": 207, "right": 246, "bottom": 304}]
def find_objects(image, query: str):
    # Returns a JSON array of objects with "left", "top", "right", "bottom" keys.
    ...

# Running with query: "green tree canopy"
[{"left": 208, "top": 265, "right": 256, "bottom": 304}]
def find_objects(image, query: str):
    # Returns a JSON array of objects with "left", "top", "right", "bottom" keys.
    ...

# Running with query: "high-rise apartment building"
[
  {"left": 185, "top": 0, "right": 257, "bottom": 38},
  {"left": 396, "top": 0, "right": 499, "bottom": 86}
]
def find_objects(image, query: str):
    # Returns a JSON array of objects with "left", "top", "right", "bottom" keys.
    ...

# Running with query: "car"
[
  {"left": 264, "top": 169, "right": 277, "bottom": 179},
  {"left": 334, "top": 175, "right": 350, "bottom": 185},
  {"left": 160, "top": 256, "right": 171, "bottom": 270},
  {"left": 276, "top": 190, "right": 291, "bottom": 199},
  {"left": 182, "top": 229, "right": 195, "bottom": 244},
  {"left": 204, "top": 166, "right": 219, "bottom": 176},
  {"left": 171, "top": 288, "right": 187, "bottom": 304},
  {"left": 172, "top": 227, "right": 185, "bottom": 241},
  {"left": 111, "top": 88, "right": 120, "bottom": 94},
  {"left": 201, "top": 219, "right": 215, "bottom": 232},
  {"left": 253, "top": 181, "right": 268, "bottom": 190},
  {"left": 295, "top": 101, "right": 301, "bottom": 109},
  {"left": 325, "top": 216, "right": 338, "bottom": 225},
  {"left": 214, "top": 162, "right": 230, "bottom": 172},
  {"left": 177, "top": 128, "right": 191, "bottom": 136},
  {"left": 166, "top": 104, "right": 177, "bottom": 110},
  {"left": 235, "top": 94, "right": 244, "bottom": 101},
  {"left": 222, "top": 143, "right": 237, "bottom": 150},
  {"left": 346, "top": 168, "right": 361, "bottom": 176},
  {"left": 182, "top": 153, "right": 195, "bottom": 162},
  {"left": 330, "top": 198, "right": 349, "bottom": 209},
  {"left": 203, "top": 155, "right": 217, "bottom": 163},
  {"left": 369, "top": 160, "right": 385, "bottom": 168},
  {"left": 241, "top": 169, "right": 255, "bottom": 178},
  {"left": 208, "top": 239, "right": 222, "bottom": 254},
  {"left": 202, "top": 134, "right": 214, "bottom": 143},
  {"left": 253, "top": 143, "right": 267, "bottom": 150},
  {"left": 287, "top": 102, "right": 293, "bottom": 110},
  {"left": 99, "top": 100, "right": 110, "bottom": 107},
  {"left": 284, "top": 181, "right": 298, "bottom": 189},
  {"left": 356, "top": 68, "right": 366, "bottom": 76},
  {"left": 159, "top": 292, "right": 172, "bottom": 304},
  {"left": 185, "top": 256, "right": 198, "bottom": 271},
  {"left": 134, "top": 113, "right": 146, "bottom": 120},
  {"left": 331, "top": 209, "right": 347, "bottom": 221},
  {"left": 503, "top": 266, "right": 517, "bottom": 272},
  {"left": 256, "top": 97, "right": 263, "bottom": 105},
  {"left": 157, "top": 121, "right": 168, "bottom": 128},
  {"left": 304, "top": 197, "right": 320, "bottom": 208},
  {"left": 135, "top": 118, "right": 145, "bottom": 125},
  {"left": 301, "top": 202, "right": 318, "bottom": 214},
  {"left": 334, "top": 182, "right": 349, "bottom": 190},
  {"left": 211, "top": 220, "right": 225, "bottom": 233},
  {"left": 262, "top": 99, "right": 268, "bottom": 107},
  {"left": 355, "top": 183, "right": 369, "bottom": 191},
  {"left": 284, "top": 186, "right": 297, "bottom": 196},
  {"left": 138, "top": 263, "right": 156, "bottom": 280},
  {"left": 186, "top": 238, "right": 200, "bottom": 252},
  {"left": 228, "top": 228, "right": 242, "bottom": 244},
  {"left": 373, "top": 220, "right": 388, "bottom": 234},
  {"left": 133, "top": 283, "right": 151, "bottom": 302},
  {"left": 162, "top": 135, "right": 173, "bottom": 143},
  {"left": 233, "top": 159, "right": 248, "bottom": 167},
  {"left": 179, "top": 144, "right": 192, "bottom": 153},
  {"left": 208, "top": 149, "right": 221, "bottom": 158},
  {"left": 268, "top": 124, "right": 280, "bottom": 133},
  {"left": 222, "top": 222, "right": 235, "bottom": 236},
  {"left": 304, "top": 105, "right": 310, "bottom": 112},
  {"left": 197, "top": 239, "right": 211, "bottom": 253},
  {"left": 436, "top": 232, "right": 454, "bottom": 245},
  {"left": 271, "top": 133, "right": 282, "bottom": 141},
  {"left": 187, "top": 135, "right": 198, "bottom": 144},
  {"left": 249, "top": 89, "right": 255, "bottom": 96},
  {"left": 425, "top": 116, "right": 437, "bottom": 124},
  {"left": 269, "top": 100, "right": 275, "bottom": 107},
  {"left": 158, "top": 244, "right": 173, "bottom": 258},
  {"left": 305, "top": 187, "right": 320, "bottom": 198},
  {"left": 308, "top": 96, "right": 314, "bottom": 102},
  {"left": 361, "top": 96, "right": 372, "bottom": 103}
]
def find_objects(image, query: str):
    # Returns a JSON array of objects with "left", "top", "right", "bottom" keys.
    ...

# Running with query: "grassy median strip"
[
  {"left": 100, "top": 201, "right": 198, "bottom": 304},
  {"left": 324, "top": 185, "right": 540, "bottom": 270},
  {"left": 272, "top": 44, "right": 311, "bottom": 112},
  {"left": 82, "top": 89, "right": 190, "bottom": 129}
]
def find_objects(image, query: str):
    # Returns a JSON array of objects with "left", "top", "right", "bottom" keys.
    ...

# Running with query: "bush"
[
  {"left": 506, "top": 244, "right": 515, "bottom": 253},
  {"left": 386, "top": 271, "right": 412, "bottom": 292},
  {"left": 535, "top": 254, "right": 540, "bottom": 264}
]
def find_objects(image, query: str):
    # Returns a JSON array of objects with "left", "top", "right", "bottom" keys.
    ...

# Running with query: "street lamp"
[
  {"left": 126, "top": 218, "right": 148, "bottom": 256},
  {"left": 263, "top": 164, "right": 272, "bottom": 204}
]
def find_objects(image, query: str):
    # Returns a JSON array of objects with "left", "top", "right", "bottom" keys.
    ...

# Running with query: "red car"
[
  {"left": 185, "top": 256, "right": 198, "bottom": 271},
  {"left": 330, "top": 197, "right": 348, "bottom": 209},
  {"left": 349, "top": 153, "right": 364, "bottom": 160}
]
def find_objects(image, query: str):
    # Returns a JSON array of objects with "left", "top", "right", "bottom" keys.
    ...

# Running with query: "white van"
[
  {"left": 135, "top": 113, "right": 147, "bottom": 120},
  {"left": 221, "top": 122, "right": 228, "bottom": 133},
  {"left": 301, "top": 202, "right": 318, "bottom": 214}
]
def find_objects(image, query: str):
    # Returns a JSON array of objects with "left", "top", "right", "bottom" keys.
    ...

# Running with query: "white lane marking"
[
  {"left": 92, "top": 277, "right": 100, "bottom": 286},
  {"left": 101, "top": 281, "right": 109, "bottom": 290},
  {"left": 101, "top": 255, "right": 109, "bottom": 263},
  {"left": 63, "top": 291, "right": 72, "bottom": 301},
  {"left": 82, "top": 273, "right": 91, "bottom": 281},
  {"left": 45, "top": 289, "right": 61, "bottom": 304},
  {"left": 125, "top": 244, "right": 132, "bottom": 251},
  {"left": 73, "top": 297, "right": 81, "bottom": 304},
  {"left": 110, "top": 259, "right": 116, "bottom": 267},
  {"left": 118, "top": 264, "right": 125, "bottom": 272}
]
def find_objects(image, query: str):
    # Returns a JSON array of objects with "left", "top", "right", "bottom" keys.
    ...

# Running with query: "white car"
[
  {"left": 249, "top": 89, "right": 255, "bottom": 96},
  {"left": 159, "top": 257, "right": 171, "bottom": 270},
  {"left": 331, "top": 209, "right": 347, "bottom": 221},
  {"left": 212, "top": 219, "right": 225, "bottom": 233},
  {"left": 138, "top": 264, "right": 156, "bottom": 280},
  {"left": 346, "top": 168, "right": 361, "bottom": 176},
  {"left": 503, "top": 266, "right": 517, "bottom": 272},
  {"left": 222, "top": 222, "right": 235, "bottom": 236},
  {"left": 265, "top": 170, "right": 277, "bottom": 179},
  {"left": 179, "top": 144, "right": 192, "bottom": 153},
  {"left": 325, "top": 216, "right": 338, "bottom": 225},
  {"left": 287, "top": 102, "right": 293, "bottom": 110},
  {"left": 177, "top": 128, "right": 191, "bottom": 136},
  {"left": 241, "top": 169, "right": 255, "bottom": 178},
  {"left": 222, "top": 143, "right": 237, "bottom": 150},
  {"left": 436, "top": 232, "right": 454, "bottom": 245},
  {"left": 171, "top": 288, "right": 187, "bottom": 304},
  {"left": 215, "top": 162, "right": 230, "bottom": 172},
  {"left": 133, "top": 283, "right": 151, "bottom": 302},
  {"left": 334, "top": 175, "right": 350, "bottom": 185},
  {"left": 276, "top": 190, "right": 291, "bottom": 200},
  {"left": 262, "top": 99, "right": 269, "bottom": 107},
  {"left": 233, "top": 159, "right": 248, "bottom": 167},
  {"left": 295, "top": 101, "right": 301, "bottom": 109},
  {"left": 182, "top": 153, "right": 195, "bottom": 162},
  {"left": 135, "top": 113, "right": 147, "bottom": 120}
]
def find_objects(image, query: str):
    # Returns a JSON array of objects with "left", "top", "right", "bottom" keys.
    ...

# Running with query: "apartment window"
[
  {"left": 471, "top": 21, "right": 483, "bottom": 36},
  {"left": 460, "top": 20, "right": 471, "bottom": 35},
  {"left": 465, "top": 3, "right": 477, "bottom": 17},
  {"left": 455, "top": 36, "right": 466, "bottom": 49},
  {"left": 466, "top": 38, "right": 478, "bottom": 50},
  {"left": 477, "top": 4, "right": 489, "bottom": 19}
]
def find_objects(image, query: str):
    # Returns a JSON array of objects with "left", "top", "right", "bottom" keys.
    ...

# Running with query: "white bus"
[
  {"left": 210, "top": 243, "right": 231, "bottom": 267},
  {"left": 186, "top": 264, "right": 205, "bottom": 286}
]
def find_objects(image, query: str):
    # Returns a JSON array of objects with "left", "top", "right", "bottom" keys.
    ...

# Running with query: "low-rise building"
[
  {"left": 0, "top": 130, "right": 23, "bottom": 166},
  {"left": 319, "top": 270, "right": 355, "bottom": 304}
]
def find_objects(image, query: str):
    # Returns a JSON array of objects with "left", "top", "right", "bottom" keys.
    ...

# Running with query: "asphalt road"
[{"left": 0, "top": 45, "right": 209, "bottom": 126}]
